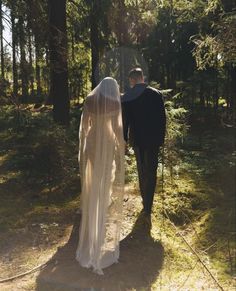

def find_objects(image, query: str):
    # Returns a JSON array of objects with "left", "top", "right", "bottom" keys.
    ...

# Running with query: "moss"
[{"left": 0, "top": 105, "right": 235, "bottom": 288}]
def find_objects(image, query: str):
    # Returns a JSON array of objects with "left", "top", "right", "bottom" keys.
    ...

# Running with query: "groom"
[{"left": 122, "top": 68, "right": 166, "bottom": 216}]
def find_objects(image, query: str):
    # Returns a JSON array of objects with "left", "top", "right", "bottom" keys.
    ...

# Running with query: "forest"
[{"left": 0, "top": 0, "right": 235, "bottom": 290}]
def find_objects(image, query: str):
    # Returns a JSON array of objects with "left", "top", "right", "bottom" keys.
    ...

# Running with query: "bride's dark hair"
[
  {"left": 128, "top": 68, "right": 144, "bottom": 80},
  {"left": 86, "top": 77, "right": 120, "bottom": 114}
]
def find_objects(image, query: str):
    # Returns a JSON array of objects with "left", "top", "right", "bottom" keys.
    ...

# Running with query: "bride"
[{"left": 76, "top": 77, "right": 125, "bottom": 275}]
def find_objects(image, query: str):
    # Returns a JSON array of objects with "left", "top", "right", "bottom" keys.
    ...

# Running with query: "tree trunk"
[
  {"left": 19, "top": 15, "right": 29, "bottom": 102},
  {"left": 35, "top": 39, "right": 42, "bottom": 97},
  {"left": 214, "top": 70, "right": 219, "bottom": 111},
  {"left": 199, "top": 81, "right": 205, "bottom": 108},
  {"left": 70, "top": 27, "right": 75, "bottom": 98},
  {"left": 11, "top": 6, "right": 18, "bottom": 97},
  {"left": 90, "top": 1, "right": 99, "bottom": 89},
  {"left": 0, "top": 0, "right": 5, "bottom": 80},
  {"left": 160, "top": 65, "right": 165, "bottom": 88},
  {"left": 49, "top": 0, "right": 70, "bottom": 125},
  {"left": 45, "top": 47, "right": 50, "bottom": 96},
  {"left": 28, "top": 32, "right": 34, "bottom": 96},
  {"left": 230, "top": 64, "right": 236, "bottom": 121},
  {"left": 166, "top": 63, "right": 171, "bottom": 88},
  {"left": 71, "top": 27, "right": 75, "bottom": 63}
]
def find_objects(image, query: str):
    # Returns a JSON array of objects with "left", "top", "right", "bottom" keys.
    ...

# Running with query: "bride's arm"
[
  {"left": 78, "top": 99, "right": 90, "bottom": 177},
  {"left": 111, "top": 110, "right": 125, "bottom": 150}
]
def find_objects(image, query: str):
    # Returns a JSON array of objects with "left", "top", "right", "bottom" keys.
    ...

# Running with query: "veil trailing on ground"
[{"left": 76, "top": 77, "right": 125, "bottom": 275}]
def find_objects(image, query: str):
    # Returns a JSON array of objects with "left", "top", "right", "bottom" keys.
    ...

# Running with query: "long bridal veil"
[{"left": 76, "top": 77, "right": 125, "bottom": 275}]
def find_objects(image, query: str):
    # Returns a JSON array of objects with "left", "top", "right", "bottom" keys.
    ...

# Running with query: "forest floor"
[{"left": 0, "top": 105, "right": 235, "bottom": 290}]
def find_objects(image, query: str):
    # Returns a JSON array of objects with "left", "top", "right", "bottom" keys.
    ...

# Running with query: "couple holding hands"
[{"left": 76, "top": 68, "right": 166, "bottom": 275}]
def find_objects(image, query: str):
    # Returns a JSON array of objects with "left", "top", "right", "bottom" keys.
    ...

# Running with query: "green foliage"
[
  {"left": 192, "top": 35, "right": 221, "bottom": 69},
  {"left": 125, "top": 147, "right": 138, "bottom": 183},
  {"left": 68, "top": 43, "right": 91, "bottom": 99},
  {"left": 163, "top": 98, "right": 189, "bottom": 179},
  {"left": 161, "top": 184, "right": 210, "bottom": 225},
  {"left": 0, "top": 105, "right": 81, "bottom": 194},
  {"left": 0, "top": 0, "right": 235, "bottom": 119},
  {"left": 0, "top": 2, "right": 235, "bottom": 287},
  {"left": 192, "top": 7, "right": 236, "bottom": 68}
]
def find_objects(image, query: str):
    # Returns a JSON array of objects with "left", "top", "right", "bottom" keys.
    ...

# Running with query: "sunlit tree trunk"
[
  {"left": 35, "top": 37, "right": 42, "bottom": 97},
  {"left": 71, "top": 27, "right": 75, "bottom": 63},
  {"left": 28, "top": 32, "right": 34, "bottom": 96},
  {"left": 0, "top": 0, "right": 5, "bottom": 80},
  {"left": 11, "top": 6, "right": 18, "bottom": 97},
  {"left": 19, "top": 15, "right": 29, "bottom": 102},
  {"left": 45, "top": 47, "right": 50, "bottom": 96}
]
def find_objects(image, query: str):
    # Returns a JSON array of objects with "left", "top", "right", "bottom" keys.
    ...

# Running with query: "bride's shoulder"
[
  {"left": 83, "top": 95, "right": 96, "bottom": 109},
  {"left": 84, "top": 95, "right": 94, "bottom": 103}
]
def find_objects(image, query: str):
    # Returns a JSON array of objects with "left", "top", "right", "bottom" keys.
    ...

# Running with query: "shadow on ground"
[{"left": 36, "top": 211, "right": 164, "bottom": 291}]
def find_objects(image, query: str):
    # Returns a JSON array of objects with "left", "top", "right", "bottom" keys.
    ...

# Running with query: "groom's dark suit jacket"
[{"left": 121, "top": 83, "right": 166, "bottom": 148}]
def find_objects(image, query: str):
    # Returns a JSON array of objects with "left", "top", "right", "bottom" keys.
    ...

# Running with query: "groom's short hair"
[{"left": 128, "top": 68, "right": 144, "bottom": 80}]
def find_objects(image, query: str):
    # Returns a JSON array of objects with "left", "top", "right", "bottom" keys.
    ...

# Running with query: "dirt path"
[
  {"left": 1, "top": 192, "right": 235, "bottom": 290},
  {"left": 0, "top": 191, "right": 164, "bottom": 291}
]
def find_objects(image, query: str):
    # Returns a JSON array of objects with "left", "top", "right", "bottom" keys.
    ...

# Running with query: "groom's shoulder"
[{"left": 145, "top": 86, "right": 163, "bottom": 98}]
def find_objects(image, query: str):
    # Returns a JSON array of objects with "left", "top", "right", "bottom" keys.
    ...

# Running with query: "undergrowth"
[{"left": 0, "top": 104, "right": 235, "bottom": 289}]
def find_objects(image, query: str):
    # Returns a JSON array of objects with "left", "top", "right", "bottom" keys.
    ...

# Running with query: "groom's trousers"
[{"left": 134, "top": 145, "right": 159, "bottom": 214}]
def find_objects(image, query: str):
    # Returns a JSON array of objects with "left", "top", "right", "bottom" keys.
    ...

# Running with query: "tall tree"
[
  {"left": 48, "top": 0, "right": 70, "bottom": 125},
  {"left": 85, "top": 0, "right": 111, "bottom": 89},
  {"left": 0, "top": 0, "right": 5, "bottom": 80},
  {"left": 29, "top": 0, "right": 48, "bottom": 97},
  {"left": 26, "top": 5, "right": 34, "bottom": 96},
  {"left": 19, "top": 12, "right": 29, "bottom": 102},
  {"left": 90, "top": 1, "right": 100, "bottom": 89},
  {"left": 10, "top": 1, "right": 18, "bottom": 97}
]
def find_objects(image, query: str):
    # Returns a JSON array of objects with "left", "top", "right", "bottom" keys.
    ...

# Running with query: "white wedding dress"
[{"left": 76, "top": 77, "right": 125, "bottom": 275}]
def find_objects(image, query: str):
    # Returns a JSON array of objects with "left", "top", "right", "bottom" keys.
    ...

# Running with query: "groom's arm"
[
  {"left": 121, "top": 101, "right": 130, "bottom": 143},
  {"left": 158, "top": 93, "right": 166, "bottom": 146}
]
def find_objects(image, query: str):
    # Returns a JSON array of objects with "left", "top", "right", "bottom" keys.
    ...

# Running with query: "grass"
[
  {"left": 149, "top": 123, "right": 236, "bottom": 290},
  {"left": 0, "top": 105, "right": 81, "bottom": 285},
  {"left": 0, "top": 105, "right": 235, "bottom": 290}
]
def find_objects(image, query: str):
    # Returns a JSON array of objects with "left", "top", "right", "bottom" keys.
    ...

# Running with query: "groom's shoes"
[
  {"left": 140, "top": 207, "right": 151, "bottom": 215},
  {"left": 140, "top": 209, "right": 152, "bottom": 228},
  {"left": 130, "top": 211, "right": 152, "bottom": 241}
]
